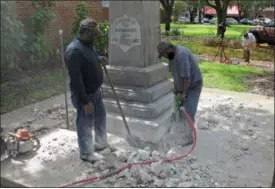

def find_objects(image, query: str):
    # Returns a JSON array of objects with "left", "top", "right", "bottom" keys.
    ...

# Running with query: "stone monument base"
[{"left": 105, "top": 103, "right": 173, "bottom": 143}]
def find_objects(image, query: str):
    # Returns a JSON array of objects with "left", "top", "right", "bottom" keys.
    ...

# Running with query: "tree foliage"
[
  {"left": 25, "top": 0, "right": 56, "bottom": 68},
  {"left": 160, "top": 0, "right": 175, "bottom": 32},
  {"left": 0, "top": 1, "right": 26, "bottom": 76},
  {"left": 72, "top": 2, "right": 89, "bottom": 35},
  {"left": 205, "top": 0, "right": 232, "bottom": 36},
  {"left": 230, "top": 0, "right": 273, "bottom": 19},
  {"left": 94, "top": 21, "right": 109, "bottom": 56},
  {"left": 173, "top": 1, "right": 186, "bottom": 22}
]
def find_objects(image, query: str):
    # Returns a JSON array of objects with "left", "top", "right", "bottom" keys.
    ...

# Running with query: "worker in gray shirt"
[{"left": 157, "top": 41, "right": 203, "bottom": 145}]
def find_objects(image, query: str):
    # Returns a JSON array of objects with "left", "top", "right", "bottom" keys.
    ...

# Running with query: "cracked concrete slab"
[{"left": 1, "top": 88, "right": 274, "bottom": 187}]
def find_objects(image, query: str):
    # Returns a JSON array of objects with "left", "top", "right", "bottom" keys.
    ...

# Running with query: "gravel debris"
[{"left": 1, "top": 93, "right": 273, "bottom": 187}]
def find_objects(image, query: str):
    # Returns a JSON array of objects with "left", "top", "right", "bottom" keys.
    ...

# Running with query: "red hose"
[{"left": 58, "top": 108, "right": 197, "bottom": 187}]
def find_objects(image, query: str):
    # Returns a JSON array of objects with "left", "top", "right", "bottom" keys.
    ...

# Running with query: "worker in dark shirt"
[{"left": 65, "top": 18, "right": 115, "bottom": 164}]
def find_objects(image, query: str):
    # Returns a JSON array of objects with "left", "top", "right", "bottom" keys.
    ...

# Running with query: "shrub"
[
  {"left": 0, "top": 1, "right": 26, "bottom": 77},
  {"left": 161, "top": 28, "right": 183, "bottom": 36},
  {"left": 171, "top": 28, "right": 181, "bottom": 36},
  {"left": 72, "top": 2, "right": 89, "bottom": 35},
  {"left": 25, "top": 0, "right": 56, "bottom": 69},
  {"left": 94, "top": 21, "right": 109, "bottom": 56}
]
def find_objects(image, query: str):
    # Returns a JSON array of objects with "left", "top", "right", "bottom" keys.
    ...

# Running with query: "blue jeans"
[
  {"left": 71, "top": 89, "right": 107, "bottom": 158},
  {"left": 179, "top": 84, "right": 202, "bottom": 142},
  {"left": 182, "top": 85, "right": 202, "bottom": 123}
]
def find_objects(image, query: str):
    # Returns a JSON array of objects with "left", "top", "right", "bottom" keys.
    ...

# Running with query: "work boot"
[
  {"left": 80, "top": 154, "right": 99, "bottom": 164},
  {"left": 94, "top": 143, "right": 116, "bottom": 152}
]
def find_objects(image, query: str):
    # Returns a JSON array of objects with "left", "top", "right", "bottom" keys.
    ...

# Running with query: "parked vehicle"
[
  {"left": 226, "top": 17, "right": 238, "bottom": 25},
  {"left": 240, "top": 18, "right": 253, "bottom": 25},
  {"left": 249, "top": 20, "right": 275, "bottom": 45},
  {"left": 210, "top": 17, "right": 238, "bottom": 25},
  {"left": 209, "top": 17, "right": 217, "bottom": 24},
  {"left": 194, "top": 16, "right": 199, "bottom": 23},
  {"left": 202, "top": 18, "right": 210, "bottom": 24},
  {"left": 252, "top": 17, "right": 272, "bottom": 25},
  {"left": 178, "top": 16, "right": 189, "bottom": 24}
]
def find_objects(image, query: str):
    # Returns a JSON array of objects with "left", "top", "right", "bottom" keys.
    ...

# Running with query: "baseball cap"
[
  {"left": 157, "top": 41, "right": 173, "bottom": 58},
  {"left": 79, "top": 18, "right": 104, "bottom": 37}
]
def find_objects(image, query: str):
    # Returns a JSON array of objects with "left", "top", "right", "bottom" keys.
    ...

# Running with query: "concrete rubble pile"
[
  {"left": 33, "top": 130, "right": 218, "bottom": 187},
  {"left": 2, "top": 94, "right": 271, "bottom": 187}
]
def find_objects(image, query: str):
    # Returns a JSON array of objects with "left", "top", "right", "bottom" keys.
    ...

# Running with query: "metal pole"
[{"left": 58, "top": 29, "right": 70, "bottom": 130}]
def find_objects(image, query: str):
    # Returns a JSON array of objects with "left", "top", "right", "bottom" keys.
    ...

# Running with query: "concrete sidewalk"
[
  {"left": 1, "top": 88, "right": 274, "bottom": 127},
  {"left": 0, "top": 88, "right": 274, "bottom": 187}
]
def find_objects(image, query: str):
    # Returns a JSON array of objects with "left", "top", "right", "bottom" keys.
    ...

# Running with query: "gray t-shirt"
[{"left": 169, "top": 46, "right": 202, "bottom": 92}]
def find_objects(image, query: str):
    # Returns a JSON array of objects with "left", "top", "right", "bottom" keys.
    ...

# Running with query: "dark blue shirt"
[{"left": 65, "top": 38, "right": 103, "bottom": 105}]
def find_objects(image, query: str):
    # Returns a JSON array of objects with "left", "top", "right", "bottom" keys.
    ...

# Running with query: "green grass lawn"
[
  {"left": 161, "top": 23, "right": 252, "bottom": 39},
  {"left": 0, "top": 69, "right": 66, "bottom": 114},
  {"left": 164, "top": 60, "right": 265, "bottom": 92},
  {"left": 1, "top": 61, "right": 266, "bottom": 114},
  {"left": 198, "top": 61, "right": 265, "bottom": 92},
  {"left": 169, "top": 39, "right": 274, "bottom": 62}
]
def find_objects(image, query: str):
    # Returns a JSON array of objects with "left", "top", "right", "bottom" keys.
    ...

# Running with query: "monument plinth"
[{"left": 103, "top": 1, "right": 173, "bottom": 142}]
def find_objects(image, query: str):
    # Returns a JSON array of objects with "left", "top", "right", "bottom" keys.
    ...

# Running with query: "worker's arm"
[
  {"left": 65, "top": 49, "right": 89, "bottom": 105},
  {"left": 177, "top": 53, "right": 191, "bottom": 94}
]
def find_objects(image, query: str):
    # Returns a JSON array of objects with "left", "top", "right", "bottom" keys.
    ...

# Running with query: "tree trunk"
[
  {"left": 164, "top": 8, "right": 172, "bottom": 32},
  {"left": 198, "top": 9, "right": 202, "bottom": 23},
  {"left": 165, "top": 19, "right": 171, "bottom": 32},
  {"left": 237, "top": 2, "right": 242, "bottom": 22},
  {"left": 189, "top": 8, "right": 197, "bottom": 23},
  {"left": 216, "top": 8, "right": 226, "bottom": 37},
  {"left": 238, "top": 10, "right": 242, "bottom": 22}
]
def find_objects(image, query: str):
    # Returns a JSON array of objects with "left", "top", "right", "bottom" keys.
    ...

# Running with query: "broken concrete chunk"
[
  {"left": 194, "top": 174, "right": 201, "bottom": 180},
  {"left": 118, "top": 168, "right": 129, "bottom": 177},
  {"left": 114, "top": 150, "right": 128, "bottom": 162},
  {"left": 150, "top": 162, "right": 164, "bottom": 176},
  {"left": 167, "top": 147, "right": 178, "bottom": 157},
  {"left": 178, "top": 181, "right": 193, "bottom": 187},
  {"left": 129, "top": 166, "right": 140, "bottom": 177},
  {"left": 214, "top": 182, "right": 219, "bottom": 187},
  {"left": 52, "top": 104, "right": 65, "bottom": 111},
  {"left": 159, "top": 167, "right": 169, "bottom": 179},
  {"left": 165, "top": 178, "right": 180, "bottom": 187},
  {"left": 137, "top": 149, "right": 150, "bottom": 160},
  {"left": 241, "top": 144, "right": 249, "bottom": 151},
  {"left": 139, "top": 169, "right": 152, "bottom": 183},
  {"left": 99, "top": 148, "right": 111, "bottom": 156},
  {"left": 153, "top": 179, "right": 164, "bottom": 187},
  {"left": 52, "top": 138, "right": 58, "bottom": 141},
  {"left": 46, "top": 108, "right": 52, "bottom": 114},
  {"left": 151, "top": 150, "right": 161, "bottom": 158},
  {"left": 191, "top": 163, "right": 200, "bottom": 170},
  {"left": 252, "top": 134, "right": 258, "bottom": 140}
]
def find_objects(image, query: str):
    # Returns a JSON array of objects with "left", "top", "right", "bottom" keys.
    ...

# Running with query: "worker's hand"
[
  {"left": 99, "top": 56, "right": 108, "bottom": 65},
  {"left": 84, "top": 102, "right": 94, "bottom": 115},
  {"left": 179, "top": 92, "right": 187, "bottom": 103}
]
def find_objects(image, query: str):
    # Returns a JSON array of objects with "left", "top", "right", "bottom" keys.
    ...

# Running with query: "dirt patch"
[
  {"left": 197, "top": 54, "right": 274, "bottom": 69},
  {"left": 245, "top": 71, "right": 274, "bottom": 97}
]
